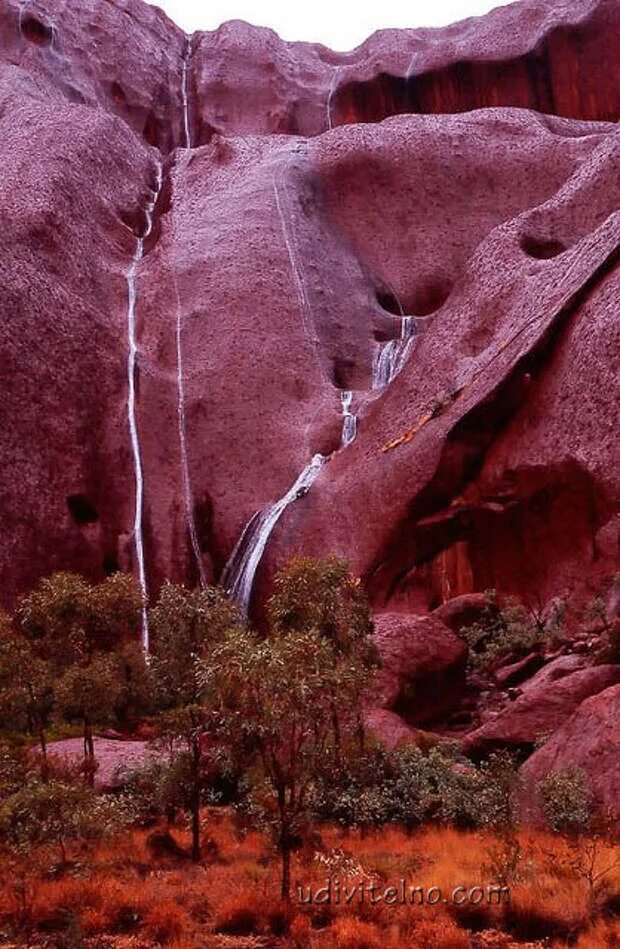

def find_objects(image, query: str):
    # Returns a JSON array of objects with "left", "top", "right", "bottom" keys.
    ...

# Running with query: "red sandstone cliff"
[{"left": 0, "top": 0, "right": 618, "bottom": 625}]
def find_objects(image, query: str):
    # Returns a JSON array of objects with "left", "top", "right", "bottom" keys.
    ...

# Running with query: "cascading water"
[
  {"left": 222, "top": 153, "right": 420, "bottom": 615},
  {"left": 373, "top": 315, "right": 416, "bottom": 389},
  {"left": 340, "top": 390, "right": 357, "bottom": 447},
  {"left": 180, "top": 40, "right": 192, "bottom": 149},
  {"left": 175, "top": 287, "right": 207, "bottom": 588},
  {"left": 172, "top": 43, "right": 207, "bottom": 586},
  {"left": 221, "top": 453, "right": 326, "bottom": 615},
  {"left": 271, "top": 163, "right": 316, "bottom": 345},
  {"left": 126, "top": 164, "right": 163, "bottom": 653},
  {"left": 222, "top": 156, "right": 328, "bottom": 614},
  {"left": 326, "top": 68, "right": 340, "bottom": 131},
  {"left": 17, "top": 0, "right": 28, "bottom": 30}
]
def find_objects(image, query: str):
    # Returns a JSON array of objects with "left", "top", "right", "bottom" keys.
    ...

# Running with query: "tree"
[
  {"left": 201, "top": 626, "right": 374, "bottom": 899},
  {"left": 267, "top": 558, "right": 378, "bottom": 756},
  {"left": 148, "top": 582, "right": 242, "bottom": 860},
  {"left": 17, "top": 571, "right": 143, "bottom": 666},
  {"left": 150, "top": 582, "right": 241, "bottom": 709},
  {"left": 476, "top": 751, "right": 523, "bottom": 886},
  {"left": 84, "top": 572, "right": 144, "bottom": 653},
  {"left": 0, "top": 612, "right": 53, "bottom": 774},
  {"left": 538, "top": 768, "right": 618, "bottom": 909},
  {"left": 17, "top": 572, "right": 92, "bottom": 668},
  {"left": 268, "top": 557, "right": 374, "bottom": 655},
  {"left": 54, "top": 654, "right": 125, "bottom": 785},
  {"left": 538, "top": 766, "right": 593, "bottom": 835},
  {"left": 0, "top": 777, "right": 133, "bottom": 869},
  {"left": 17, "top": 572, "right": 148, "bottom": 783},
  {"left": 115, "top": 640, "right": 155, "bottom": 724},
  {"left": 0, "top": 741, "right": 29, "bottom": 799}
]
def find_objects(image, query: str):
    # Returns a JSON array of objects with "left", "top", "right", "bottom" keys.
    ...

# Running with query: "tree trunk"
[
  {"left": 277, "top": 784, "right": 291, "bottom": 901},
  {"left": 356, "top": 712, "right": 366, "bottom": 754},
  {"left": 38, "top": 725, "right": 49, "bottom": 780},
  {"left": 191, "top": 797, "right": 200, "bottom": 861},
  {"left": 190, "top": 735, "right": 201, "bottom": 861},
  {"left": 331, "top": 705, "right": 342, "bottom": 768},
  {"left": 84, "top": 717, "right": 95, "bottom": 787},
  {"left": 281, "top": 846, "right": 291, "bottom": 901}
]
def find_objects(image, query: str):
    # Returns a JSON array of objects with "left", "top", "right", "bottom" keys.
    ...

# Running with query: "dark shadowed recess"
[
  {"left": 331, "top": 23, "right": 620, "bottom": 128},
  {"left": 366, "top": 244, "right": 620, "bottom": 610},
  {"left": 20, "top": 15, "right": 53, "bottom": 47}
]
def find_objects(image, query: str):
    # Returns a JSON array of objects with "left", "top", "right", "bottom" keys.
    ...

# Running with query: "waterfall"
[
  {"left": 175, "top": 288, "right": 207, "bottom": 588},
  {"left": 172, "top": 45, "right": 207, "bottom": 586},
  {"left": 126, "top": 164, "right": 162, "bottom": 653},
  {"left": 221, "top": 454, "right": 326, "bottom": 615},
  {"left": 181, "top": 40, "right": 192, "bottom": 149},
  {"left": 221, "top": 160, "right": 327, "bottom": 614},
  {"left": 326, "top": 69, "right": 340, "bottom": 131},
  {"left": 271, "top": 166, "right": 315, "bottom": 344},
  {"left": 373, "top": 315, "right": 416, "bottom": 389},
  {"left": 17, "top": 0, "right": 30, "bottom": 32},
  {"left": 340, "top": 390, "right": 357, "bottom": 447}
]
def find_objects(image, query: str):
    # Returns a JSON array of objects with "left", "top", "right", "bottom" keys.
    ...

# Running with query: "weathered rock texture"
[
  {"left": 371, "top": 613, "right": 468, "bottom": 724},
  {"left": 519, "top": 683, "right": 620, "bottom": 822},
  {"left": 0, "top": 0, "right": 618, "bottom": 631},
  {"left": 463, "top": 662, "right": 620, "bottom": 755}
]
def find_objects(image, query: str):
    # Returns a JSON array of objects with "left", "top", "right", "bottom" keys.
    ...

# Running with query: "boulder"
[
  {"left": 463, "top": 664, "right": 620, "bottom": 755},
  {"left": 432, "top": 593, "right": 494, "bottom": 634},
  {"left": 519, "top": 684, "right": 620, "bottom": 823},
  {"left": 364, "top": 708, "right": 419, "bottom": 750},
  {"left": 494, "top": 652, "right": 545, "bottom": 688},
  {"left": 371, "top": 613, "right": 468, "bottom": 725}
]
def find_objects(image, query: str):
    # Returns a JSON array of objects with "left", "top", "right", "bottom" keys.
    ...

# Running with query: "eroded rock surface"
[
  {"left": 371, "top": 613, "right": 468, "bottom": 724},
  {"left": 463, "top": 663, "right": 620, "bottom": 755},
  {"left": 0, "top": 0, "right": 618, "bottom": 648},
  {"left": 519, "top": 683, "right": 620, "bottom": 822}
]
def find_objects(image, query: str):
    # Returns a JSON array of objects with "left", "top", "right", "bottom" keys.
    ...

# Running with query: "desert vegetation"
[{"left": 0, "top": 560, "right": 617, "bottom": 947}]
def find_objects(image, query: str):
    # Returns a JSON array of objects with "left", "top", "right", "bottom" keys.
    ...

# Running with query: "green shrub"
[
  {"left": 460, "top": 592, "right": 551, "bottom": 672},
  {"left": 538, "top": 766, "right": 593, "bottom": 834}
]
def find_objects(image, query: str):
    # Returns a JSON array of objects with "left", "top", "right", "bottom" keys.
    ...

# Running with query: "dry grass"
[{"left": 0, "top": 813, "right": 617, "bottom": 947}]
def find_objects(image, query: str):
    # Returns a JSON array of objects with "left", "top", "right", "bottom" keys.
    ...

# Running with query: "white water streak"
[
  {"left": 174, "top": 284, "right": 207, "bottom": 588},
  {"left": 221, "top": 454, "right": 326, "bottom": 615},
  {"left": 172, "top": 45, "right": 206, "bottom": 586},
  {"left": 222, "top": 161, "right": 327, "bottom": 613},
  {"left": 181, "top": 41, "right": 192, "bottom": 149},
  {"left": 326, "top": 68, "right": 340, "bottom": 131},
  {"left": 272, "top": 165, "right": 315, "bottom": 342},
  {"left": 340, "top": 390, "right": 357, "bottom": 447},
  {"left": 126, "top": 164, "right": 162, "bottom": 653},
  {"left": 373, "top": 315, "right": 416, "bottom": 389},
  {"left": 17, "top": 0, "right": 31, "bottom": 32}
]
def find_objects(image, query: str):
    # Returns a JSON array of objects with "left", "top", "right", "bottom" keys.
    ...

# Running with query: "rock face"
[
  {"left": 0, "top": 0, "right": 618, "bottom": 634},
  {"left": 364, "top": 707, "right": 418, "bottom": 750},
  {"left": 519, "top": 684, "right": 620, "bottom": 823},
  {"left": 371, "top": 613, "right": 468, "bottom": 724},
  {"left": 463, "top": 663, "right": 620, "bottom": 755},
  {"left": 432, "top": 594, "right": 494, "bottom": 634}
]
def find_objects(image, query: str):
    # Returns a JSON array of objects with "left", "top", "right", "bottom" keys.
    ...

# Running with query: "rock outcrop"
[
  {"left": 519, "top": 683, "right": 620, "bottom": 823},
  {"left": 463, "top": 662, "right": 620, "bottom": 755},
  {"left": 371, "top": 613, "right": 468, "bottom": 724},
  {"left": 0, "top": 0, "right": 618, "bottom": 638}
]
